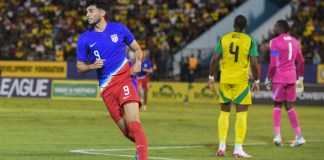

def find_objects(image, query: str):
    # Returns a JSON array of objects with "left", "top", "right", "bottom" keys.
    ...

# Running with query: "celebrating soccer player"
[
  {"left": 265, "top": 20, "right": 305, "bottom": 147},
  {"left": 208, "top": 15, "right": 259, "bottom": 158},
  {"left": 136, "top": 50, "right": 153, "bottom": 111},
  {"left": 76, "top": 0, "right": 148, "bottom": 159}
]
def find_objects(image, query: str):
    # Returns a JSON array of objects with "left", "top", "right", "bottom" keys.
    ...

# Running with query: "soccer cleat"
[
  {"left": 273, "top": 135, "right": 284, "bottom": 147},
  {"left": 216, "top": 150, "right": 226, "bottom": 157},
  {"left": 233, "top": 149, "right": 252, "bottom": 158},
  {"left": 135, "top": 152, "right": 139, "bottom": 160},
  {"left": 290, "top": 136, "right": 305, "bottom": 147}
]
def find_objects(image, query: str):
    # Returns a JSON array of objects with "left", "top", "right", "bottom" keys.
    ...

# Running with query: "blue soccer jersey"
[
  {"left": 77, "top": 22, "right": 135, "bottom": 91},
  {"left": 137, "top": 59, "right": 152, "bottom": 79}
]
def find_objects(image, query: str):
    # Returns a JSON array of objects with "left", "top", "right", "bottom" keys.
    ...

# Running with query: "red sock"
[
  {"left": 128, "top": 121, "right": 148, "bottom": 160},
  {"left": 121, "top": 128, "right": 135, "bottom": 142}
]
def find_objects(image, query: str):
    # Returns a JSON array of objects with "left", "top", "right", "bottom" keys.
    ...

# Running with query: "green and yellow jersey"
[{"left": 214, "top": 32, "right": 258, "bottom": 84}]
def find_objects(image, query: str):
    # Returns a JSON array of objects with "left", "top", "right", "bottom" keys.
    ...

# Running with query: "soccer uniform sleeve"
[
  {"left": 147, "top": 60, "right": 153, "bottom": 69},
  {"left": 296, "top": 45, "right": 305, "bottom": 77},
  {"left": 249, "top": 37, "right": 258, "bottom": 56},
  {"left": 267, "top": 39, "right": 278, "bottom": 79},
  {"left": 122, "top": 24, "right": 135, "bottom": 45},
  {"left": 76, "top": 34, "right": 87, "bottom": 62},
  {"left": 214, "top": 36, "right": 223, "bottom": 54}
]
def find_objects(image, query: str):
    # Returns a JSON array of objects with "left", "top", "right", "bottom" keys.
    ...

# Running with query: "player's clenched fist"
[
  {"left": 131, "top": 60, "right": 141, "bottom": 76},
  {"left": 91, "top": 59, "right": 106, "bottom": 69}
]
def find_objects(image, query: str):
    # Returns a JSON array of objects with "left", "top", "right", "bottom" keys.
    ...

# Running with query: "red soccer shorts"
[
  {"left": 101, "top": 79, "right": 141, "bottom": 122},
  {"left": 137, "top": 76, "right": 150, "bottom": 90},
  {"left": 271, "top": 83, "right": 296, "bottom": 102}
]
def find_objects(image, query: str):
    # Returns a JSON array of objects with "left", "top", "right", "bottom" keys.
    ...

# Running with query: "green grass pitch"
[{"left": 0, "top": 97, "right": 323, "bottom": 160}]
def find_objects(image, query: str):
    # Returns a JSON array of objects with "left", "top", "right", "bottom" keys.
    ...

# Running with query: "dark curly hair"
[
  {"left": 276, "top": 20, "right": 290, "bottom": 33},
  {"left": 86, "top": 0, "right": 109, "bottom": 11},
  {"left": 234, "top": 15, "right": 247, "bottom": 32}
]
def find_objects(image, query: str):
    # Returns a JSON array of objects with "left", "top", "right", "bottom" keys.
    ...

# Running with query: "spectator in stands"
[
  {"left": 188, "top": 54, "right": 198, "bottom": 82},
  {"left": 55, "top": 46, "right": 64, "bottom": 61}
]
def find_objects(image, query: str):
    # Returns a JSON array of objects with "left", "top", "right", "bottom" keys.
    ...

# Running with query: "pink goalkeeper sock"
[
  {"left": 288, "top": 108, "right": 302, "bottom": 136},
  {"left": 273, "top": 108, "right": 281, "bottom": 135}
]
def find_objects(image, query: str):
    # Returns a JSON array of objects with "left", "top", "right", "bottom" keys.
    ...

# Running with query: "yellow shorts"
[{"left": 219, "top": 83, "right": 252, "bottom": 105}]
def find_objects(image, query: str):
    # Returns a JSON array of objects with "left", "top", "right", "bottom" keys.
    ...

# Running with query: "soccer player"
[
  {"left": 76, "top": 1, "right": 148, "bottom": 159},
  {"left": 136, "top": 50, "right": 153, "bottom": 111},
  {"left": 265, "top": 20, "right": 305, "bottom": 147},
  {"left": 208, "top": 15, "right": 259, "bottom": 158}
]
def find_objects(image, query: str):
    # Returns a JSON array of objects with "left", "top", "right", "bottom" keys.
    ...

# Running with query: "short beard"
[{"left": 88, "top": 18, "right": 101, "bottom": 29}]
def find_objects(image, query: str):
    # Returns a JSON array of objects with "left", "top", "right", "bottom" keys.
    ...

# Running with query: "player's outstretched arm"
[
  {"left": 208, "top": 53, "right": 220, "bottom": 91},
  {"left": 76, "top": 60, "right": 105, "bottom": 74}
]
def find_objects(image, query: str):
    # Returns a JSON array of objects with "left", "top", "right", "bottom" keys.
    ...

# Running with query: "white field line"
[
  {"left": 70, "top": 149, "right": 184, "bottom": 160},
  {"left": 69, "top": 140, "right": 324, "bottom": 159},
  {"left": 69, "top": 145, "right": 205, "bottom": 160}
]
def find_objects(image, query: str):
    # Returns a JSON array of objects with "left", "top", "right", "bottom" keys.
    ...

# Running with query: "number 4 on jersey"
[{"left": 230, "top": 42, "right": 239, "bottom": 62}]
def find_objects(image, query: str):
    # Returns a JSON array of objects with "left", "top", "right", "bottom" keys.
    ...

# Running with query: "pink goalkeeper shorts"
[{"left": 271, "top": 83, "right": 296, "bottom": 102}]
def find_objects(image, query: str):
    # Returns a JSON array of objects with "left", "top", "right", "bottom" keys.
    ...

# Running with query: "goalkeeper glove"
[
  {"left": 265, "top": 78, "right": 271, "bottom": 91},
  {"left": 296, "top": 77, "right": 304, "bottom": 93}
]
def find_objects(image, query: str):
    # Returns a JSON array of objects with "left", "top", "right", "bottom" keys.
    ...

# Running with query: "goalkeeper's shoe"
[
  {"left": 216, "top": 149, "right": 226, "bottom": 157},
  {"left": 233, "top": 149, "right": 252, "bottom": 158},
  {"left": 290, "top": 136, "right": 305, "bottom": 147},
  {"left": 273, "top": 135, "right": 284, "bottom": 147}
]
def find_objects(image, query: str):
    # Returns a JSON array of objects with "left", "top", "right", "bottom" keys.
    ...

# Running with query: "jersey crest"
[{"left": 111, "top": 34, "right": 118, "bottom": 43}]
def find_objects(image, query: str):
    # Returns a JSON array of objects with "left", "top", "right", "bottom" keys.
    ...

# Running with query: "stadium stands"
[
  {"left": 0, "top": 0, "right": 244, "bottom": 62},
  {"left": 0, "top": 0, "right": 323, "bottom": 69}
]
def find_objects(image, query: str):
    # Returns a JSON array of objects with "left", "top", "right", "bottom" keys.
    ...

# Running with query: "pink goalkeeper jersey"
[{"left": 267, "top": 34, "right": 304, "bottom": 83}]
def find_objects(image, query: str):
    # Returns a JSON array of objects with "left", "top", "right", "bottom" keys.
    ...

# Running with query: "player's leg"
[
  {"left": 142, "top": 77, "right": 149, "bottom": 111},
  {"left": 285, "top": 102, "right": 302, "bottom": 136},
  {"left": 101, "top": 90, "right": 135, "bottom": 142},
  {"left": 271, "top": 83, "right": 285, "bottom": 146},
  {"left": 137, "top": 79, "right": 144, "bottom": 105},
  {"left": 286, "top": 102, "right": 305, "bottom": 147},
  {"left": 233, "top": 105, "right": 251, "bottom": 158},
  {"left": 232, "top": 83, "right": 252, "bottom": 158},
  {"left": 273, "top": 101, "right": 283, "bottom": 146},
  {"left": 116, "top": 118, "right": 135, "bottom": 142},
  {"left": 283, "top": 83, "right": 305, "bottom": 147},
  {"left": 216, "top": 84, "right": 232, "bottom": 156},
  {"left": 217, "top": 102, "right": 231, "bottom": 156},
  {"left": 119, "top": 80, "right": 148, "bottom": 160},
  {"left": 123, "top": 102, "right": 148, "bottom": 160},
  {"left": 142, "top": 89, "right": 148, "bottom": 111}
]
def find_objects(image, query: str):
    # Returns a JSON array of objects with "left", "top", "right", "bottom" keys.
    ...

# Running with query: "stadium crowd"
[
  {"left": 0, "top": 0, "right": 323, "bottom": 66},
  {"left": 0, "top": 0, "right": 243, "bottom": 62}
]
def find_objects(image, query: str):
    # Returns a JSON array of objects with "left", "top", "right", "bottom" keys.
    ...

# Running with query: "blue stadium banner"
[{"left": 0, "top": 78, "right": 51, "bottom": 98}]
